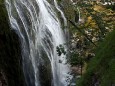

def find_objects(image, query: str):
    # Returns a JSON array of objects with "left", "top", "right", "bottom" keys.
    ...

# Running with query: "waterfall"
[
  {"left": 77, "top": 7, "right": 81, "bottom": 22},
  {"left": 5, "top": 0, "right": 72, "bottom": 86}
]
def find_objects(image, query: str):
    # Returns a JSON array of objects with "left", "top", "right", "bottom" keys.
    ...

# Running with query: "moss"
[
  {"left": 77, "top": 30, "right": 115, "bottom": 86},
  {"left": 0, "top": 0, "right": 25, "bottom": 86}
]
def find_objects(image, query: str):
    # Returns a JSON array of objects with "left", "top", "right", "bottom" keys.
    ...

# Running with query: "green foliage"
[
  {"left": 62, "top": 1, "right": 115, "bottom": 79},
  {"left": 56, "top": 44, "right": 66, "bottom": 56},
  {"left": 106, "top": 4, "right": 115, "bottom": 10},
  {"left": 69, "top": 52, "right": 84, "bottom": 66},
  {"left": 77, "top": 30, "right": 115, "bottom": 86},
  {"left": 57, "top": 0, "right": 61, "bottom": 2}
]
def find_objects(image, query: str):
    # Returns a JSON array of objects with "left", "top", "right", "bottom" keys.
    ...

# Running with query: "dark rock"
[{"left": 0, "top": 1, "right": 25, "bottom": 86}]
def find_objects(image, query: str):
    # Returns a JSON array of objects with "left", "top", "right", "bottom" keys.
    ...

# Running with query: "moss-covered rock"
[{"left": 0, "top": 1, "right": 25, "bottom": 86}]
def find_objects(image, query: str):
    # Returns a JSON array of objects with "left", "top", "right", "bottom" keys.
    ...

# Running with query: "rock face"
[
  {"left": 0, "top": 1, "right": 25, "bottom": 86},
  {"left": 71, "top": 66, "right": 82, "bottom": 75},
  {"left": 0, "top": 70, "right": 7, "bottom": 86}
]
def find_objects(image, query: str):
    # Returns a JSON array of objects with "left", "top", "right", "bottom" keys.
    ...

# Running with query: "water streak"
[{"left": 5, "top": 0, "right": 71, "bottom": 86}]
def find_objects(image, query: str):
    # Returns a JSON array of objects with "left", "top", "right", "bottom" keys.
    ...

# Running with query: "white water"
[{"left": 5, "top": 0, "right": 71, "bottom": 86}]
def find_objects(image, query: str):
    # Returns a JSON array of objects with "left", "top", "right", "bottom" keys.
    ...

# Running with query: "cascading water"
[{"left": 5, "top": 0, "right": 72, "bottom": 86}]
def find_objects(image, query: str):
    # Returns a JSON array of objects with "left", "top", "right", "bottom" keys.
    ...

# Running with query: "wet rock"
[
  {"left": 0, "top": 70, "right": 8, "bottom": 86},
  {"left": 0, "top": 1, "right": 25, "bottom": 86}
]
